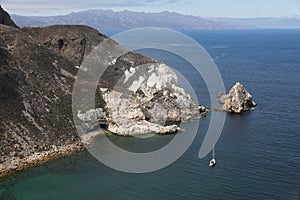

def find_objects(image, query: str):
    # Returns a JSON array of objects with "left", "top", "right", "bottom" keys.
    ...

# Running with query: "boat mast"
[{"left": 209, "top": 145, "right": 216, "bottom": 167}]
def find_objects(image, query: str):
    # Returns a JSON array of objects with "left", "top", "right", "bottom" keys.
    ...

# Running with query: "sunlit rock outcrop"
[{"left": 218, "top": 82, "right": 256, "bottom": 113}]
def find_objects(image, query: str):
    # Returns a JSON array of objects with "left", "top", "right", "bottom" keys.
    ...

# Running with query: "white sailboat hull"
[{"left": 209, "top": 159, "right": 216, "bottom": 167}]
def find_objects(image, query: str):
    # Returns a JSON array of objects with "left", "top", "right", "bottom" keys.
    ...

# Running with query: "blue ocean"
[{"left": 0, "top": 29, "right": 299, "bottom": 199}]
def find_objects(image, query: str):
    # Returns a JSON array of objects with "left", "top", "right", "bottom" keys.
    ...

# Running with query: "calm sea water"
[{"left": 0, "top": 29, "right": 299, "bottom": 199}]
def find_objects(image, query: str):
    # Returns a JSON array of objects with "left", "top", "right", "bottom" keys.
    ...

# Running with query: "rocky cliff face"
[
  {"left": 0, "top": 24, "right": 80, "bottom": 167},
  {"left": 0, "top": 5, "right": 18, "bottom": 28},
  {"left": 100, "top": 62, "right": 200, "bottom": 136},
  {"left": 75, "top": 49, "right": 203, "bottom": 136},
  {"left": 0, "top": 7, "right": 203, "bottom": 174},
  {"left": 218, "top": 82, "right": 256, "bottom": 113}
]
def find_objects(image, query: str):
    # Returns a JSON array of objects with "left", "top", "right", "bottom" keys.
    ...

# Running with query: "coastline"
[
  {"left": 0, "top": 130, "right": 109, "bottom": 178},
  {"left": 0, "top": 141, "right": 86, "bottom": 178},
  {"left": 0, "top": 126, "right": 189, "bottom": 178}
]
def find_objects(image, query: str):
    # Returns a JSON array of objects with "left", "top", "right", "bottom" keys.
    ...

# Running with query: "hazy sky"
[{"left": 1, "top": 0, "right": 300, "bottom": 18}]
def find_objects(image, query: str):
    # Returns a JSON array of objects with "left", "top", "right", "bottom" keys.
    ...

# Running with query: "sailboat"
[{"left": 209, "top": 146, "right": 216, "bottom": 167}]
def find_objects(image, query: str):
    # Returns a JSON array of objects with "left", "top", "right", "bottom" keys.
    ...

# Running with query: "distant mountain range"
[
  {"left": 11, "top": 9, "right": 300, "bottom": 31},
  {"left": 210, "top": 17, "right": 300, "bottom": 29}
]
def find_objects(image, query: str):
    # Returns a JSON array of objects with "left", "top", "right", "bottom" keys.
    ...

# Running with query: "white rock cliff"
[{"left": 100, "top": 63, "right": 201, "bottom": 136}]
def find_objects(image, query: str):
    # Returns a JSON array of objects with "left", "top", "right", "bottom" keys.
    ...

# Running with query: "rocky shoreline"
[
  {"left": 0, "top": 141, "right": 85, "bottom": 178},
  {"left": 0, "top": 129, "right": 113, "bottom": 178}
]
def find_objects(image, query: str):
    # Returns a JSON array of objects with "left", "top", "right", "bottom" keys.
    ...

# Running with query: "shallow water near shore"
[{"left": 0, "top": 29, "right": 299, "bottom": 199}]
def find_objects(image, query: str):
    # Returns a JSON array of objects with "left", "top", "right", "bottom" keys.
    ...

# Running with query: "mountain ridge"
[
  {"left": 11, "top": 9, "right": 300, "bottom": 30},
  {"left": 11, "top": 9, "right": 242, "bottom": 30}
]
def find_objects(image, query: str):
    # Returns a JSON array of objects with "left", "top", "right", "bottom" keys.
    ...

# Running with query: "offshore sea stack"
[{"left": 218, "top": 82, "right": 256, "bottom": 113}]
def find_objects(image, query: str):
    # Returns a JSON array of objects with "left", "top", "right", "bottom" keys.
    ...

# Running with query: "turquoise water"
[{"left": 0, "top": 30, "right": 299, "bottom": 199}]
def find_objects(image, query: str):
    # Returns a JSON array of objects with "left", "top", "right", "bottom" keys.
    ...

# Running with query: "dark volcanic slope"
[
  {"left": 0, "top": 5, "right": 18, "bottom": 28},
  {"left": 23, "top": 25, "right": 107, "bottom": 66},
  {"left": 0, "top": 20, "right": 122, "bottom": 162}
]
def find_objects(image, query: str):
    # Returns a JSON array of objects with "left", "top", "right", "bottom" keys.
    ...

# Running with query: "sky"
[{"left": 1, "top": 0, "right": 300, "bottom": 18}]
